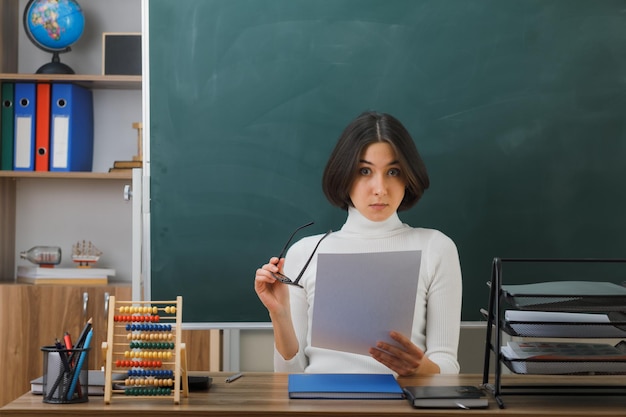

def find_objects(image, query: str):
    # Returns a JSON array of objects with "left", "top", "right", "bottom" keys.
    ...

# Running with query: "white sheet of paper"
[{"left": 311, "top": 250, "right": 421, "bottom": 355}]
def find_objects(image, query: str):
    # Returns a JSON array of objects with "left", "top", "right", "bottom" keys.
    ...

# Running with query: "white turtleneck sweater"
[{"left": 274, "top": 207, "right": 462, "bottom": 374}]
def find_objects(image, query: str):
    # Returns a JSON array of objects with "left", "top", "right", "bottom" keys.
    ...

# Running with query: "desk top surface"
[{"left": 1, "top": 373, "right": 625, "bottom": 417}]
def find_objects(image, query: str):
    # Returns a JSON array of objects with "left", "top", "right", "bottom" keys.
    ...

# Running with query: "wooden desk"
[{"left": 1, "top": 373, "right": 625, "bottom": 417}]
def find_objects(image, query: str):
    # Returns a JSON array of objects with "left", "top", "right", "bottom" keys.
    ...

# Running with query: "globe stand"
[{"left": 36, "top": 51, "right": 75, "bottom": 74}]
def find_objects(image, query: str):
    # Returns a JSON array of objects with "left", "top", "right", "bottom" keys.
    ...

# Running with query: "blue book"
[
  {"left": 50, "top": 83, "right": 94, "bottom": 172},
  {"left": 288, "top": 373, "right": 404, "bottom": 399},
  {"left": 13, "top": 83, "right": 36, "bottom": 171}
]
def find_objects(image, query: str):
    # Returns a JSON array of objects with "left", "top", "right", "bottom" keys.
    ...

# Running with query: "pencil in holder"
[{"left": 41, "top": 345, "right": 90, "bottom": 404}]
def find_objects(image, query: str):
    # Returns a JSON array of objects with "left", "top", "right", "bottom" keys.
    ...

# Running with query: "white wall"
[
  {"left": 238, "top": 324, "right": 490, "bottom": 374},
  {"left": 15, "top": 178, "right": 133, "bottom": 276},
  {"left": 15, "top": 0, "right": 142, "bottom": 281}
]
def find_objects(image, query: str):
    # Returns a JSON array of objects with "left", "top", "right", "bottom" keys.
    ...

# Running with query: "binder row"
[{"left": 0, "top": 82, "right": 94, "bottom": 172}]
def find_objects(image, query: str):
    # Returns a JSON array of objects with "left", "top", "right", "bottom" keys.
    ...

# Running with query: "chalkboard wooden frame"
[{"left": 148, "top": 0, "right": 626, "bottom": 324}]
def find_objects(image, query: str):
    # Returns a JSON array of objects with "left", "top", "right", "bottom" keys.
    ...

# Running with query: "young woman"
[{"left": 254, "top": 111, "right": 462, "bottom": 375}]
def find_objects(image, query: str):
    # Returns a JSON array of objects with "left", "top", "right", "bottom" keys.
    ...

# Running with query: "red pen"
[
  {"left": 64, "top": 331, "right": 82, "bottom": 397},
  {"left": 64, "top": 332, "right": 73, "bottom": 352}
]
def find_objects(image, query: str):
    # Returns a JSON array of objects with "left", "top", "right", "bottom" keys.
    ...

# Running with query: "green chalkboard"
[{"left": 149, "top": 0, "right": 626, "bottom": 323}]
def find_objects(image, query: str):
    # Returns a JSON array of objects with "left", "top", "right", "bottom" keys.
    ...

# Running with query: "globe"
[{"left": 23, "top": 0, "right": 86, "bottom": 74}]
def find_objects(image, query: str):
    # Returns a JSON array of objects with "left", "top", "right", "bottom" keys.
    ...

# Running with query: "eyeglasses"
[{"left": 271, "top": 222, "right": 331, "bottom": 288}]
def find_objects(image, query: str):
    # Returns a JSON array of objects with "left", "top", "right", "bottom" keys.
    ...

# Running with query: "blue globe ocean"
[{"left": 26, "top": 0, "right": 85, "bottom": 52}]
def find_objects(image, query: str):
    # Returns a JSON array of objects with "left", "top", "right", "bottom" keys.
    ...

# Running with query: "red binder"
[{"left": 34, "top": 83, "right": 51, "bottom": 172}]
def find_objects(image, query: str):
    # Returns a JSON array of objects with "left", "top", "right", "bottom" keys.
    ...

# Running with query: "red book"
[{"left": 34, "top": 83, "right": 51, "bottom": 171}]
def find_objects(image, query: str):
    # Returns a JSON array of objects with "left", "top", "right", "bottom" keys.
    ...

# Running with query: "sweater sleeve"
[
  {"left": 273, "top": 284, "right": 309, "bottom": 372},
  {"left": 422, "top": 232, "right": 462, "bottom": 374},
  {"left": 272, "top": 240, "right": 312, "bottom": 372}
]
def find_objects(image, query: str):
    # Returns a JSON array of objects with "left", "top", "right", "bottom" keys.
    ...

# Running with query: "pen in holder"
[{"left": 41, "top": 344, "right": 90, "bottom": 403}]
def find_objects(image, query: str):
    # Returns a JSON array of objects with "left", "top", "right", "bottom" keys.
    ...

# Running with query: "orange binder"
[{"left": 34, "top": 83, "right": 51, "bottom": 172}]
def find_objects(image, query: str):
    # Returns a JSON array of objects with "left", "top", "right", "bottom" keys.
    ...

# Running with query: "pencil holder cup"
[{"left": 41, "top": 345, "right": 90, "bottom": 404}]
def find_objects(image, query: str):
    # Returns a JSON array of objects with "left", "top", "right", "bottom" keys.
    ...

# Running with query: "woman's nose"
[{"left": 372, "top": 175, "right": 386, "bottom": 196}]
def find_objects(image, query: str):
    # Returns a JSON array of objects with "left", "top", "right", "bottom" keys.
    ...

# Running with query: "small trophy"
[{"left": 108, "top": 122, "right": 143, "bottom": 172}]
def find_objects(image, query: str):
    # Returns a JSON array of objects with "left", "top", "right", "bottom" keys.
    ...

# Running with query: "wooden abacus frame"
[{"left": 102, "top": 296, "right": 188, "bottom": 404}]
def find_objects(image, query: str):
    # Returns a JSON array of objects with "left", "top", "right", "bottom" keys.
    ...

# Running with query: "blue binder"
[
  {"left": 13, "top": 83, "right": 36, "bottom": 171},
  {"left": 288, "top": 373, "right": 404, "bottom": 399},
  {"left": 50, "top": 83, "right": 94, "bottom": 172}
]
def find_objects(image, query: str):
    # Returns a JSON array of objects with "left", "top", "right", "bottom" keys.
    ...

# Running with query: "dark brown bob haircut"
[{"left": 322, "top": 111, "right": 430, "bottom": 212}]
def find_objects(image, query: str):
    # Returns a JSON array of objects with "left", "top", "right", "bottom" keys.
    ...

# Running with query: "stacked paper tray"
[
  {"left": 502, "top": 359, "right": 626, "bottom": 375},
  {"left": 503, "top": 311, "right": 626, "bottom": 338},
  {"left": 501, "top": 341, "right": 626, "bottom": 375},
  {"left": 501, "top": 281, "right": 626, "bottom": 312}
]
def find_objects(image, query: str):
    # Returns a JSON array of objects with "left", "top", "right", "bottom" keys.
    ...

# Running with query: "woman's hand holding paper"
[{"left": 370, "top": 331, "right": 440, "bottom": 376}]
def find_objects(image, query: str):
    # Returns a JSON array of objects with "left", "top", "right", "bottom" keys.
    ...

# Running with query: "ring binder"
[{"left": 50, "top": 83, "right": 94, "bottom": 172}]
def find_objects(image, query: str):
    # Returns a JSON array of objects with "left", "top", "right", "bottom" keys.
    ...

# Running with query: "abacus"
[{"left": 102, "top": 296, "right": 188, "bottom": 404}]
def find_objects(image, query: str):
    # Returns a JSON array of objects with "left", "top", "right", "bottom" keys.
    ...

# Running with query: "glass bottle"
[{"left": 20, "top": 246, "right": 62, "bottom": 266}]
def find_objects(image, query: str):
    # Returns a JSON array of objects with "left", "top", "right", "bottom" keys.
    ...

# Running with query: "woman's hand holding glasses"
[
  {"left": 255, "top": 222, "right": 331, "bottom": 314},
  {"left": 255, "top": 256, "right": 292, "bottom": 317}
]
